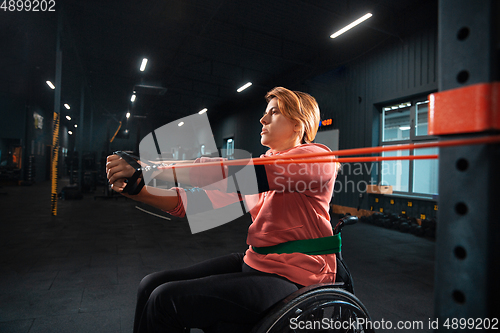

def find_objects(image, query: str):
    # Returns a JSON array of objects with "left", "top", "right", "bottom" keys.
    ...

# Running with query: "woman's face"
[{"left": 260, "top": 97, "right": 300, "bottom": 151}]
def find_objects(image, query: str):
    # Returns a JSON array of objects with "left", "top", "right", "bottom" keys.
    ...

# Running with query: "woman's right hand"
[{"left": 106, "top": 154, "right": 136, "bottom": 190}]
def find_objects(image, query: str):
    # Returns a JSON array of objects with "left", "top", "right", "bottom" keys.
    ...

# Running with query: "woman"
[{"left": 106, "top": 87, "right": 338, "bottom": 332}]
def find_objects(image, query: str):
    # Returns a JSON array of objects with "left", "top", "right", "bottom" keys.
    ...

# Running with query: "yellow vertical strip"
[{"left": 51, "top": 112, "right": 60, "bottom": 216}]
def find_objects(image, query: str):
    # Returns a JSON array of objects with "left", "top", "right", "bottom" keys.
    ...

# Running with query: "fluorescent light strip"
[
  {"left": 46, "top": 81, "right": 55, "bottom": 89},
  {"left": 126, "top": 112, "right": 131, "bottom": 119},
  {"left": 399, "top": 126, "right": 411, "bottom": 131},
  {"left": 131, "top": 94, "right": 136, "bottom": 102},
  {"left": 330, "top": 13, "right": 372, "bottom": 39},
  {"left": 66, "top": 116, "right": 71, "bottom": 121},
  {"left": 178, "top": 121, "right": 184, "bottom": 127},
  {"left": 140, "top": 58, "right": 148, "bottom": 71},
  {"left": 198, "top": 108, "right": 207, "bottom": 115},
  {"left": 237, "top": 82, "right": 252, "bottom": 93},
  {"left": 64, "top": 104, "right": 70, "bottom": 109}
]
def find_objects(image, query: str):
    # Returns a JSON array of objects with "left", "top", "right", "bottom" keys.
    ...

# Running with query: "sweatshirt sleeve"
[
  {"left": 188, "top": 157, "right": 228, "bottom": 189},
  {"left": 264, "top": 145, "right": 338, "bottom": 194},
  {"left": 165, "top": 186, "right": 242, "bottom": 217},
  {"left": 165, "top": 188, "right": 187, "bottom": 217}
]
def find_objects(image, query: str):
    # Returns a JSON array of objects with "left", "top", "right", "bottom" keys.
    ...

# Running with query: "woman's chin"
[{"left": 260, "top": 138, "right": 271, "bottom": 148}]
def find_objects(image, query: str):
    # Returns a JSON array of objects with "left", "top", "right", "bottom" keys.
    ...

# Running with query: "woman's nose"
[{"left": 260, "top": 114, "right": 268, "bottom": 125}]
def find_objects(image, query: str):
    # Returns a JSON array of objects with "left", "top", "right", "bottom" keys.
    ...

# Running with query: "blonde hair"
[{"left": 265, "top": 87, "right": 320, "bottom": 144}]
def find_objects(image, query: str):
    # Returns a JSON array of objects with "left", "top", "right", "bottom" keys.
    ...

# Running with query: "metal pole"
[
  {"left": 433, "top": 0, "right": 500, "bottom": 329},
  {"left": 50, "top": 10, "right": 63, "bottom": 216},
  {"left": 78, "top": 83, "right": 84, "bottom": 191}
]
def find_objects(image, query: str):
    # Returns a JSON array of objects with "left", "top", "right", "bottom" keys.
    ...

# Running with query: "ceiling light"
[
  {"left": 198, "top": 108, "right": 207, "bottom": 114},
  {"left": 131, "top": 94, "right": 136, "bottom": 102},
  {"left": 74, "top": 124, "right": 78, "bottom": 128},
  {"left": 330, "top": 13, "right": 372, "bottom": 39},
  {"left": 140, "top": 58, "right": 148, "bottom": 71},
  {"left": 399, "top": 126, "right": 411, "bottom": 131},
  {"left": 68, "top": 131, "right": 73, "bottom": 135},
  {"left": 46, "top": 81, "right": 55, "bottom": 89},
  {"left": 237, "top": 82, "right": 252, "bottom": 92},
  {"left": 178, "top": 121, "right": 184, "bottom": 127},
  {"left": 64, "top": 103, "right": 70, "bottom": 109},
  {"left": 126, "top": 112, "right": 131, "bottom": 119},
  {"left": 66, "top": 115, "right": 71, "bottom": 121}
]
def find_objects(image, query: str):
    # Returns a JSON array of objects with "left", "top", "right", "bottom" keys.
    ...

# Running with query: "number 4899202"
[{"left": 1, "top": 0, "right": 56, "bottom": 12}]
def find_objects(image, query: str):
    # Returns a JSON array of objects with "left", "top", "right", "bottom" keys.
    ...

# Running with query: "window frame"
[{"left": 379, "top": 95, "right": 438, "bottom": 198}]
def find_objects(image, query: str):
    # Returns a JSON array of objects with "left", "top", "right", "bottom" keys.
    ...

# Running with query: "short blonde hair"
[{"left": 265, "top": 87, "right": 320, "bottom": 143}]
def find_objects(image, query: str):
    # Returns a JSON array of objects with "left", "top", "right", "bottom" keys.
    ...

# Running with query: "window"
[
  {"left": 415, "top": 101, "right": 429, "bottom": 137},
  {"left": 225, "top": 138, "right": 234, "bottom": 159},
  {"left": 380, "top": 97, "right": 438, "bottom": 196},
  {"left": 382, "top": 101, "right": 411, "bottom": 142}
]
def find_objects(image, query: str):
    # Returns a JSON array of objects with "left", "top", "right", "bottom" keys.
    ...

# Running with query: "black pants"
[{"left": 134, "top": 253, "right": 301, "bottom": 333}]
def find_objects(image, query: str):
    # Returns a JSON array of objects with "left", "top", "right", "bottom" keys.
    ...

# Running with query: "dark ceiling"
[{"left": 0, "top": 0, "right": 437, "bottom": 127}]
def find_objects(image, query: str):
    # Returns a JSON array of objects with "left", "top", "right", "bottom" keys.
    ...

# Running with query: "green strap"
[{"left": 252, "top": 234, "right": 341, "bottom": 255}]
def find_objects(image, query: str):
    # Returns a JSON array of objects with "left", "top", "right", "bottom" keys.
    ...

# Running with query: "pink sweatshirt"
[{"left": 167, "top": 143, "right": 338, "bottom": 286}]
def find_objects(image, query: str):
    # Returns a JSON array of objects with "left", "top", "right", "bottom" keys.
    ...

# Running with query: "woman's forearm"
[{"left": 145, "top": 160, "right": 193, "bottom": 185}]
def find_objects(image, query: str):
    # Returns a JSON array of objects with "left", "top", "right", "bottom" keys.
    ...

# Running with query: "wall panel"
[{"left": 309, "top": 29, "right": 438, "bottom": 208}]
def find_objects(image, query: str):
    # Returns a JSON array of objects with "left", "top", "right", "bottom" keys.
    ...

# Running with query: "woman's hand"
[{"left": 106, "top": 154, "right": 137, "bottom": 192}]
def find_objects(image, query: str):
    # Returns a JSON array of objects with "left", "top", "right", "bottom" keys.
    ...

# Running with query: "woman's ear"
[{"left": 294, "top": 122, "right": 305, "bottom": 143}]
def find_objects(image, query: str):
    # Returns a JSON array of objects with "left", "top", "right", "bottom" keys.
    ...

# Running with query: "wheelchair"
[{"left": 249, "top": 215, "right": 375, "bottom": 333}]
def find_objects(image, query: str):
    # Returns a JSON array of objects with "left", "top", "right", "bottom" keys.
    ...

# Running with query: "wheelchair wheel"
[{"left": 251, "top": 286, "right": 375, "bottom": 333}]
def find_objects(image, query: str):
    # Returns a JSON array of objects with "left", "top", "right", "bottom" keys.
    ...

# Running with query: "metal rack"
[{"left": 432, "top": 0, "right": 500, "bottom": 328}]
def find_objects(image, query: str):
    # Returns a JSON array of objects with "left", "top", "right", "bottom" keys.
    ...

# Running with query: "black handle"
[
  {"left": 333, "top": 215, "right": 358, "bottom": 235},
  {"left": 341, "top": 215, "right": 358, "bottom": 226}
]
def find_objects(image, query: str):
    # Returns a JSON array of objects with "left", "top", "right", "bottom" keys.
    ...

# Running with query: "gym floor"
[{"left": 0, "top": 179, "right": 435, "bottom": 333}]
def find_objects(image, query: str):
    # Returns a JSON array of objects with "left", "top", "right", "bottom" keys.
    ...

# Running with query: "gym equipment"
[
  {"left": 398, "top": 217, "right": 411, "bottom": 233},
  {"left": 358, "top": 216, "right": 369, "bottom": 224},
  {"left": 409, "top": 218, "right": 424, "bottom": 237},
  {"left": 250, "top": 215, "right": 375, "bottom": 333},
  {"left": 387, "top": 213, "right": 400, "bottom": 229},
  {"left": 381, "top": 217, "right": 392, "bottom": 229},
  {"left": 421, "top": 218, "right": 437, "bottom": 239}
]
